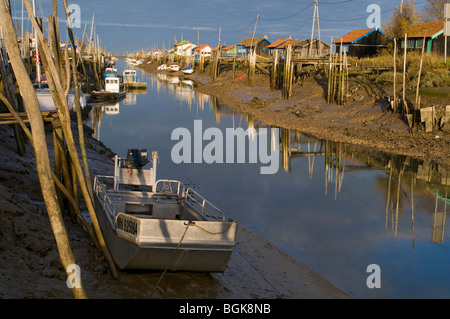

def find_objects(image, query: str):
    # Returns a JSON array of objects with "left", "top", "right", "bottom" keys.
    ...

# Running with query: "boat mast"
[{"left": 32, "top": 0, "right": 41, "bottom": 88}]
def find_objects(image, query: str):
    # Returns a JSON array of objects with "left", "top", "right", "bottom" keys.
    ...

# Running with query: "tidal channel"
[{"left": 86, "top": 59, "right": 450, "bottom": 299}]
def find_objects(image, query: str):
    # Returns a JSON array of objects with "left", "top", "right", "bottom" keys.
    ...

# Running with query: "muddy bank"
[
  {"left": 0, "top": 121, "right": 349, "bottom": 299},
  {"left": 143, "top": 62, "right": 450, "bottom": 170}
]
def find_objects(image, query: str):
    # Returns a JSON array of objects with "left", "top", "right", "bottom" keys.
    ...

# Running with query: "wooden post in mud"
[
  {"left": 337, "top": 39, "right": 343, "bottom": 105},
  {"left": 393, "top": 39, "right": 397, "bottom": 112},
  {"left": 248, "top": 49, "right": 256, "bottom": 85},
  {"left": 327, "top": 38, "right": 333, "bottom": 104},
  {"left": 282, "top": 45, "right": 293, "bottom": 99},
  {"left": 402, "top": 33, "right": 407, "bottom": 113},
  {"left": 0, "top": 0, "right": 87, "bottom": 299},
  {"left": 271, "top": 49, "right": 278, "bottom": 89},
  {"left": 23, "top": 0, "right": 118, "bottom": 280},
  {"left": 415, "top": 34, "right": 426, "bottom": 114}
]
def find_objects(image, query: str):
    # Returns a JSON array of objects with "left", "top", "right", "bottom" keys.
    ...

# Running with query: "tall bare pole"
[
  {"left": 309, "top": 0, "right": 321, "bottom": 56},
  {"left": 0, "top": 0, "right": 87, "bottom": 299}
]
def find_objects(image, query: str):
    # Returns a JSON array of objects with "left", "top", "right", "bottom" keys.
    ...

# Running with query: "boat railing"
[
  {"left": 154, "top": 179, "right": 225, "bottom": 221},
  {"left": 154, "top": 179, "right": 185, "bottom": 196},
  {"left": 184, "top": 187, "right": 225, "bottom": 222},
  {"left": 93, "top": 175, "right": 118, "bottom": 218}
]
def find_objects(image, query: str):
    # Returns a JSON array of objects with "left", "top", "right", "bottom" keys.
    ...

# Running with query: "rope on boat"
[
  {"left": 160, "top": 179, "right": 173, "bottom": 194},
  {"left": 149, "top": 220, "right": 235, "bottom": 297},
  {"left": 150, "top": 221, "right": 193, "bottom": 297},
  {"left": 192, "top": 221, "right": 235, "bottom": 235}
]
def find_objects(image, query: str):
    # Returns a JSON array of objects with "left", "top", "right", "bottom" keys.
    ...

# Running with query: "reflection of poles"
[
  {"left": 394, "top": 159, "right": 407, "bottom": 236},
  {"left": 385, "top": 160, "right": 393, "bottom": 230},
  {"left": 307, "top": 142, "right": 317, "bottom": 179},
  {"left": 431, "top": 188, "right": 447, "bottom": 243},
  {"left": 411, "top": 172, "right": 415, "bottom": 249}
]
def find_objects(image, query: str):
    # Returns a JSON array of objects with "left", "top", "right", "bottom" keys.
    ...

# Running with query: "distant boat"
[
  {"left": 89, "top": 76, "right": 126, "bottom": 102},
  {"left": 182, "top": 65, "right": 194, "bottom": 74},
  {"left": 93, "top": 148, "right": 237, "bottom": 271},
  {"left": 157, "top": 64, "right": 167, "bottom": 70},
  {"left": 122, "top": 69, "right": 137, "bottom": 84},
  {"left": 105, "top": 67, "right": 118, "bottom": 78},
  {"left": 167, "top": 64, "right": 180, "bottom": 72}
]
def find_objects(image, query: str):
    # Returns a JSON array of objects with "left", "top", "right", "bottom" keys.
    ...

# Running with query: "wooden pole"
[
  {"left": 393, "top": 38, "right": 397, "bottom": 112},
  {"left": 415, "top": 34, "right": 426, "bottom": 114},
  {"left": 62, "top": 0, "right": 94, "bottom": 200},
  {"left": 402, "top": 33, "right": 407, "bottom": 113},
  {"left": 327, "top": 37, "right": 333, "bottom": 104},
  {"left": 0, "top": 0, "right": 87, "bottom": 299},
  {"left": 23, "top": 0, "right": 118, "bottom": 280}
]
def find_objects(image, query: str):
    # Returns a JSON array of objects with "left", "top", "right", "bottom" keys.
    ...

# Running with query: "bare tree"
[{"left": 423, "top": 0, "right": 449, "bottom": 21}]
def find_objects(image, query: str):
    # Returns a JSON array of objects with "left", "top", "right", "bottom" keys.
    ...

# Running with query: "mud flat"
[
  {"left": 0, "top": 122, "right": 350, "bottom": 299},
  {"left": 141, "top": 61, "right": 450, "bottom": 170}
]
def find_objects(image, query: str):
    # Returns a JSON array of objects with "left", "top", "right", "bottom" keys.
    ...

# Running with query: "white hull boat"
[
  {"left": 182, "top": 65, "right": 194, "bottom": 74},
  {"left": 93, "top": 149, "right": 237, "bottom": 272},
  {"left": 167, "top": 64, "right": 180, "bottom": 72},
  {"left": 24, "top": 88, "right": 87, "bottom": 113}
]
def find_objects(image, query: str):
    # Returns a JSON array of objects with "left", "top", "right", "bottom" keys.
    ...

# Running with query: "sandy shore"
[{"left": 0, "top": 120, "right": 350, "bottom": 299}]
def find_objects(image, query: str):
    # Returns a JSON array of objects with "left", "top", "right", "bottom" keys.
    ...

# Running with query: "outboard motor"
[{"left": 124, "top": 149, "right": 149, "bottom": 169}]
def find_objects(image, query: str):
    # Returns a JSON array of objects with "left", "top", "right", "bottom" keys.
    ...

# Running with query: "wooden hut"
[
  {"left": 333, "top": 28, "right": 390, "bottom": 57},
  {"left": 236, "top": 36, "right": 271, "bottom": 57},
  {"left": 221, "top": 45, "right": 237, "bottom": 58},
  {"left": 402, "top": 21, "right": 448, "bottom": 56},
  {"left": 266, "top": 38, "right": 291, "bottom": 56},
  {"left": 292, "top": 39, "right": 331, "bottom": 58}
]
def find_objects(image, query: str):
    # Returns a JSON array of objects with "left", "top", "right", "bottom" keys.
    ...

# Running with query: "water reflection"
[
  {"left": 279, "top": 127, "right": 450, "bottom": 247},
  {"left": 87, "top": 62, "right": 450, "bottom": 298}
]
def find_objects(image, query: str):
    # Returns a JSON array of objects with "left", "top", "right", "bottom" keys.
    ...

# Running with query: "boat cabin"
[
  {"left": 123, "top": 69, "right": 137, "bottom": 83},
  {"left": 105, "top": 76, "right": 121, "bottom": 93}
]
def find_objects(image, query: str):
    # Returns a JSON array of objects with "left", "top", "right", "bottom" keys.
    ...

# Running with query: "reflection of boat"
[
  {"left": 104, "top": 103, "right": 120, "bottom": 115},
  {"left": 167, "top": 64, "right": 180, "bottom": 72},
  {"left": 182, "top": 79, "right": 194, "bottom": 87},
  {"left": 182, "top": 65, "right": 194, "bottom": 74},
  {"left": 168, "top": 76, "right": 180, "bottom": 84},
  {"left": 93, "top": 149, "right": 237, "bottom": 271}
]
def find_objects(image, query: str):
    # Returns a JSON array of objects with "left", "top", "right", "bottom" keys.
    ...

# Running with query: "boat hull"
[{"left": 94, "top": 194, "right": 237, "bottom": 272}]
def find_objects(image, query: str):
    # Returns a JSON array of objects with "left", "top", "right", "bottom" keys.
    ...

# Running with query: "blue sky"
[{"left": 11, "top": 0, "right": 429, "bottom": 53}]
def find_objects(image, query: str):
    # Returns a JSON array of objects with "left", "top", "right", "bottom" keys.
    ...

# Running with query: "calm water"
[{"left": 87, "top": 59, "right": 450, "bottom": 299}]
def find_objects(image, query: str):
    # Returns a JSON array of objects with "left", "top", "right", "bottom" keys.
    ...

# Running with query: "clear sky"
[{"left": 10, "top": 0, "right": 430, "bottom": 54}]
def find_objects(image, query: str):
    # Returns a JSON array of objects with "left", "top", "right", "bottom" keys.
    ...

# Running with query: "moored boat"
[
  {"left": 182, "top": 65, "right": 194, "bottom": 74},
  {"left": 167, "top": 63, "right": 180, "bottom": 72},
  {"left": 93, "top": 149, "right": 238, "bottom": 271}
]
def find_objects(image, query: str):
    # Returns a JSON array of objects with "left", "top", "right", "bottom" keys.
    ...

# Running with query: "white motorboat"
[
  {"left": 24, "top": 87, "right": 87, "bottom": 113},
  {"left": 182, "top": 65, "right": 194, "bottom": 74},
  {"left": 93, "top": 149, "right": 237, "bottom": 271},
  {"left": 167, "top": 64, "right": 180, "bottom": 72}
]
